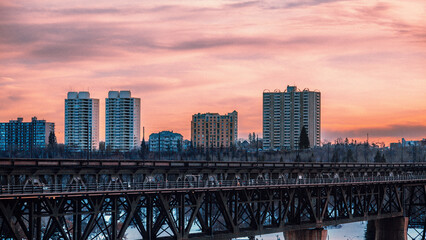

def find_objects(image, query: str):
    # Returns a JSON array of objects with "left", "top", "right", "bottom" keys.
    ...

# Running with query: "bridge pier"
[
  {"left": 375, "top": 217, "right": 408, "bottom": 240},
  {"left": 284, "top": 228, "right": 327, "bottom": 240}
]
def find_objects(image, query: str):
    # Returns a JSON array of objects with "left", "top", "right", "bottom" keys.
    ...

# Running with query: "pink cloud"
[{"left": 0, "top": 0, "right": 425, "bottom": 145}]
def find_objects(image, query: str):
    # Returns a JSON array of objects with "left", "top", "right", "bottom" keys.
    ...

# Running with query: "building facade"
[
  {"left": 263, "top": 86, "right": 320, "bottom": 150},
  {"left": 191, "top": 111, "right": 238, "bottom": 148},
  {"left": 0, "top": 117, "right": 54, "bottom": 151},
  {"left": 105, "top": 91, "right": 141, "bottom": 151},
  {"left": 65, "top": 92, "right": 99, "bottom": 152},
  {"left": 149, "top": 131, "right": 183, "bottom": 152}
]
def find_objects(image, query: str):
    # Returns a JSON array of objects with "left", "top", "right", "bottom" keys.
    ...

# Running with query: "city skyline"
[{"left": 1, "top": 0, "right": 425, "bottom": 145}]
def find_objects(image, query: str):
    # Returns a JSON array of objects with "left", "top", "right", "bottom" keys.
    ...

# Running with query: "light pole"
[
  {"left": 158, "top": 132, "right": 161, "bottom": 160},
  {"left": 86, "top": 120, "right": 91, "bottom": 161}
]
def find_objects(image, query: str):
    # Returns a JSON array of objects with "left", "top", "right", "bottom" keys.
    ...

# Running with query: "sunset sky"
[{"left": 1, "top": 0, "right": 425, "bottom": 145}]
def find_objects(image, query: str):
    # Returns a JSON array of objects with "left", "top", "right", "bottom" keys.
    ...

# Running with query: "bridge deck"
[{"left": 1, "top": 175, "right": 425, "bottom": 199}]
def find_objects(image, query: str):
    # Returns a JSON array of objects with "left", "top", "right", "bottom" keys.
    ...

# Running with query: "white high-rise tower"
[
  {"left": 105, "top": 91, "right": 141, "bottom": 151},
  {"left": 65, "top": 92, "right": 99, "bottom": 152}
]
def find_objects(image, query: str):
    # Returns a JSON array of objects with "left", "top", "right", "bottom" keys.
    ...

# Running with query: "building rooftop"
[
  {"left": 108, "top": 90, "right": 132, "bottom": 98},
  {"left": 149, "top": 131, "right": 183, "bottom": 138}
]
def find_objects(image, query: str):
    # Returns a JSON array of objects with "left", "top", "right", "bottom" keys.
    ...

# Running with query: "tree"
[
  {"left": 365, "top": 221, "right": 375, "bottom": 240},
  {"left": 298, "top": 126, "right": 310, "bottom": 150},
  {"left": 48, "top": 131, "right": 57, "bottom": 158},
  {"left": 295, "top": 154, "right": 301, "bottom": 162},
  {"left": 374, "top": 150, "right": 382, "bottom": 163},
  {"left": 140, "top": 138, "right": 148, "bottom": 160},
  {"left": 309, "top": 153, "right": 314, "bottom": 162},
  {"left": 177, "top": 140, "right": 182, "bottom": 153},
  {"left": 381, "top": 153, "right": 386, "bottom": 163},
  {"left": 346, "top": 149, "right": 354, "bottom": 162},
  {"left": 48, "top": 131, "right": 57, "bottom": 148},
  {"left": 331, "top": 151, "right": 339, "bottom": 163}
]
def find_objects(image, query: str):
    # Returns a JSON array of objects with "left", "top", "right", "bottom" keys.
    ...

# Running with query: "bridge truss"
[
  {"left": 0, "top": 159, "right": 425, "bottom": 239},
  {"left": 1, "top": 180, "right": 425, "bottom": 239}
]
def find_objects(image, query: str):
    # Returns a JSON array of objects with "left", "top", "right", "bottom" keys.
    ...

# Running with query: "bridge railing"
[
  {"left": 1, "top": 175, "right": 426, "bottom": 196},
  {"left": 2, "top": 158, "right": 426, "bottom": 169}
]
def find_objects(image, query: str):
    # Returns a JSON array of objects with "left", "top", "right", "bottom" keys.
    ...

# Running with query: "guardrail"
[
  {"left": 1, "top": 158, "right": 426, "bottom": 169},
  {"left": 1, "top": 175, "right": 426, "bottom": 196}
]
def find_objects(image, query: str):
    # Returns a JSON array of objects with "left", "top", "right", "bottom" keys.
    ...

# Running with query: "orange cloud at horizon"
[{"left": 0, "top": 0, "right": 425, "bottom": 146}]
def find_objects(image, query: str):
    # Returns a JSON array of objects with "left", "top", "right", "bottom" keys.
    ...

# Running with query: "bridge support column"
[
  {"left": 284, "top": 228, "right": 327, "bottom": 240},
  {"left": 375, "top": 217, "right": 408, "bottom": 240}
]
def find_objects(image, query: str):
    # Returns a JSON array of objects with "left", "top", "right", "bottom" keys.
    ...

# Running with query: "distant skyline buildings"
[
  {"left": 105, "top": 91, "right": 141, "bottom": 152},
  {"left": 0, "top": 86, "right": 422, "bottom": 151},
  {"left": 0, "top": 117, "right": 54, "bottom": 151},
  {"left": 263, "top": 86, "right": 320, "bottom": 150},
  {"left": 65, "top": 92, "right": 99, "bottom": 152}
]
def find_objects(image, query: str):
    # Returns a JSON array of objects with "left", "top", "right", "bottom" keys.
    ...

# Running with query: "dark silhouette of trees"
[
  {"left": 47, "top": 131, "right": 57, "bottom": 158},
  {"left": 346, "top": 149, "right": 355, "bottom": 162},
  {"left": 295, "top": 153, "right": 301, "bottom": 162},
  {"left": 48, "top": 131, "right": 57, "bottom": 148},
  {"left": 299, "top": 126, "right": 310, "bottom": 150},
  {"left": 365, "top": 221, "right": 375, "bottom": 240},
  {"left": 374, "top": 150, "right": 386, "bottom": 163},
  {"left": 140, "top": 138, "right": 148, "bottom": 159},
  {"left": 331, "top": 151, "right": 339, "bottom": 163}
]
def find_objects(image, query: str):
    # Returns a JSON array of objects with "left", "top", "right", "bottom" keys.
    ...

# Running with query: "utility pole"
[
  {"left": 327, "top": 143, "right": 330, "bottom": 162},
  {"left": 402, "top": 141, "right": 404, "bottom": 163},
  {"left": 256, "top": 134, "right": 259, "bottom": 159},
  {"left": 366, "top": 133, "right": 369, "bottom": 145},
  {"left": 30, "top": 121, "right": 34, "bottom": 159},
  {"left": 142, "top": 126, "right": 145, "bottom": 161},
  {"left": 158, "top": 132, "right": 161, "bottom": 160},
  {"left": 87, "top": 121, "right": 90, "bottom": 161}
]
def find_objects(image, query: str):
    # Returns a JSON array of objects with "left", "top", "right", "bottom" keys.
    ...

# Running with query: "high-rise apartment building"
[
  {"left": 0, "top": 117, "right": 54, "bottom": 151},
  {"left": 263, "top": 86, "right": 320, "bottom": 150},
  {"left": 105, "top": 91, "right": 141, "bottom": 151},
  {"left": 149, "top": 131, "right": 183, "bottom": 152},
  {"left": 191, "top": 111, "right": 238, "bottom": 148},
  {"left": 65, "top": 92, "right": 99, "bottom": 152}
]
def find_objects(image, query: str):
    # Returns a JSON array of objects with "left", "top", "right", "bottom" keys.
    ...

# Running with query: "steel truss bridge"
[{"left": 0, "top": 158, "right": 426, "bottom": 240}]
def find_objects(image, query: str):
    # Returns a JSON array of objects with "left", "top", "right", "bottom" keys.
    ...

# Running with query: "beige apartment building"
[{"left": 191, "top": 111, "right": 238, "bottom": 148}]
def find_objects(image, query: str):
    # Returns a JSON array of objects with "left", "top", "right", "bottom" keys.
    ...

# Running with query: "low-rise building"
[
  {"left": 0, "top": 117, "right": 54, "bottom": 151},
  {"left": 149, "top": 131, "right": 183, "bottom": 152}
]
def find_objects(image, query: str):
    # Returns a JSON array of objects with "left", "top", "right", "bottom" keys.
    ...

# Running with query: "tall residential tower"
[
  {"left": 65, "top": 92, "right": 99, "bottom": 151},
  {"left": 263, "top": 86, "right": 320, "bottom": 150},
  {"left": 105, "top": 91, "right": 141, "bottom": 151}
]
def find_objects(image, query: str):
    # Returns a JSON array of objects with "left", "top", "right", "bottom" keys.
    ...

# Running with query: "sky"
[{"left": 0, "top": 0, "right": 425, "bottom": 145}]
